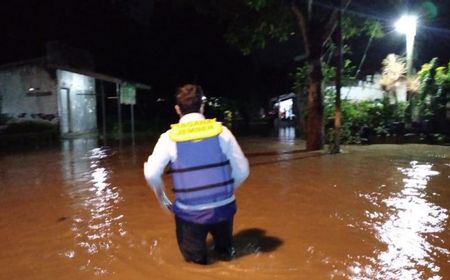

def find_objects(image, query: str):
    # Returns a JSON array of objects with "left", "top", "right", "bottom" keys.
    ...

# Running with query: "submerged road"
[{"left": 0, "top": 135, "right": 449, "bottom": 279}]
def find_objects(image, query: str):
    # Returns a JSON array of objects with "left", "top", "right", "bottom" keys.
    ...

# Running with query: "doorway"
[{"left": 60, "top": 87, "right": 72, "bottom": 134}]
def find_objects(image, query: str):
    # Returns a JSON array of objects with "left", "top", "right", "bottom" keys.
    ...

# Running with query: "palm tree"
[{"left": 379, "top": 54, "right": 406, "bottom": 103}]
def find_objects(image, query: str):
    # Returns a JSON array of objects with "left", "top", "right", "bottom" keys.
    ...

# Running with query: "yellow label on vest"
[{"left": 168, "top": 119, "right": 223, "bottom": 142}]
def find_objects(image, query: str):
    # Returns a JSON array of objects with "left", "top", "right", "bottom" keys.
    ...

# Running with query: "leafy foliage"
[
  {"left": 292, "top": 59, "right": 356, "bottom": 93},
  {"left": 417, "top": 58, "right": 450, "bottom": 132},
  {"left": 291, "top": 12, "right": 382, "bottom": 101},
  {"left": 322, "top": 57, "right": 450, "bottom": 145},
  {"left": 224, "top": 1, "right": 294, "bottom": 55}
]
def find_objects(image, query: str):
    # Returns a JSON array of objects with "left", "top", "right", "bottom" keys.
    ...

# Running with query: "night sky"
[{"left": 1, "top": 0, "right": 449, "bottom": 106}]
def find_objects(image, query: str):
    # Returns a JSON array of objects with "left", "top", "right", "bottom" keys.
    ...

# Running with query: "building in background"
[
  {"left": 0, "top": 42, "right": 150, "bottom": 138},
  {"left": 271, "top": 92, "right": 297, "bottom": 121},
  {"left": 337, "top": 74, "right": 407, "bottom": 103}
]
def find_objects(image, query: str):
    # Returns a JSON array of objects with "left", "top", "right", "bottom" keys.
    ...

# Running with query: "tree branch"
[
  {"left": 322, "top": 0, "right": 352, "bottom": 46},
  {"left": 307, "top": 0, "right": 312, "bottom": 18},
  {"left": 290, "top": 1, "right": 310, "bottom": 58}
]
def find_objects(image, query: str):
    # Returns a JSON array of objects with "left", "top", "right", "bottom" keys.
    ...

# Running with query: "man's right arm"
[{"left": 143, "top": 133, "right": 173, "bottom": 210}]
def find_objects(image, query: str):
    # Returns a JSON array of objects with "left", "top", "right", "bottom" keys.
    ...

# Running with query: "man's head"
[{"left": 175, "top": 84, "right": 205, "bottom": 116}]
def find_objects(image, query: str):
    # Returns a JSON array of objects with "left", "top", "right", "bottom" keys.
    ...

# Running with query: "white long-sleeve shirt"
[{"left": 144, "top": 113, "right": 249, "bottom": 208}]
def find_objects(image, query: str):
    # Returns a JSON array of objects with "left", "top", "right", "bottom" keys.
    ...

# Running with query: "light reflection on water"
[
  {"left": 278, "top": 126, "right": 296, "bottom": 144},
  {"left": 351, "top": 160, "right": 449, "bottom": 280},
  {"left": 61, "top": 138, "right": 125, "bottom": 276}
]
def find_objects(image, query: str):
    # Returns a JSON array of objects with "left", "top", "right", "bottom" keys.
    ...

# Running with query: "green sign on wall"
[{"left": 120, "top": 83, "right": 136, "bottom": 105}]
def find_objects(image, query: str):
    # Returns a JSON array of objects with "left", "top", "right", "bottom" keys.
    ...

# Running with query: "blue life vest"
[{"left": 168, "top": 119, "right": 235, "bottom": 211}]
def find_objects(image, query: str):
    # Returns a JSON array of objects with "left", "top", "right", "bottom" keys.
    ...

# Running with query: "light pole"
[
  {"left": 395, "top": 15, "right": 417, "bottom": 76},
  {"left": 395, "top": 15, "right": 418, "bottom": 125}
]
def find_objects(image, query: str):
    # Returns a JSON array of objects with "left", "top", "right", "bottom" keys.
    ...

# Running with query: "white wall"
[
  {"left": 0, "top": 65, "right": 98, "bottom": 136},
  {"left": 0, "top": 64, "right": 58, "bottom": 123},
  {"left": 57, "top": 70, "right": 97, "bottom": 135},
  {"left": 339, "top": 76, "right": 407, "bottom": 103}
]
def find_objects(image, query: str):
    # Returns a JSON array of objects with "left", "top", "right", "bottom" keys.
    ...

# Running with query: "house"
[{"left": 0, "top": 42, "right": 150, "bottom": 138}]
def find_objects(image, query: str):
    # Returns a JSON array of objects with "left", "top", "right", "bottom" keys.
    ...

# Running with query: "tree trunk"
[
  {"left": 290, "top": 3, "right": 337, "bottom": 151},
  {"left": 306, "top": 55, "right": 324, "bottom": 151},
  {"left": 296, "top": 90, "right": 308, "bottom": 138}
]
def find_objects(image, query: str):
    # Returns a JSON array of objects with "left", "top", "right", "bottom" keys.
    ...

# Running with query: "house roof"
[
  {"left": 0, "top": 57, "right": 152, "bottom": 90},
  {"left": 50, "top": 64, "right": 151, "bottom": 90}
]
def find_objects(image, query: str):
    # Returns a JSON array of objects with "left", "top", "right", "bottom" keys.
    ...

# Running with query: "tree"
[
  {"left": 177, "top": 0, "right": 449, "bottom": 149},
  {"left": 222, "top": 0, "right": 351, "bottom": 150},
  {"left": 289, "top": 8, "right": 381, "bottom": 152},
  {"left": 218, "top": 0, "right": 386, "bottom": 151},
  {"left": 173, "top": 0, "right": 448, "bottom": 144}
]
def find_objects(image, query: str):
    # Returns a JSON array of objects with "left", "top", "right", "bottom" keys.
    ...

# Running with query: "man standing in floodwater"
[{"left": 144, "top": 84, "right": 250, "bottom": 265}]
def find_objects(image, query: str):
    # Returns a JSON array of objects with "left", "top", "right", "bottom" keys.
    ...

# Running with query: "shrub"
[
  {"left": 325, "top": 90, "right": 408, "bottom": 144},
  {"left": 0, "top": 114, "right": 10, "bottom": 125},
  {"left": 2, "top": 121, "right": 58, "bottom": 134}
]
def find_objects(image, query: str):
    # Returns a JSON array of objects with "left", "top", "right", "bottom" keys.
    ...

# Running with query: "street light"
[
  {"left": 395, "top": 15, "right": 417, "bottom": 76},
  {"left": 395, "top": 15, "right": 418, "bottom": 125}
]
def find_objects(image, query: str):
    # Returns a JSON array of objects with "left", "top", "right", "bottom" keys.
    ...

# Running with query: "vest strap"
[
  {"left": 172, "top": 179, "right": 234, "bottom": 193},
  {"left": 167, "top": 160, "right": 230, "bottom": 174}
]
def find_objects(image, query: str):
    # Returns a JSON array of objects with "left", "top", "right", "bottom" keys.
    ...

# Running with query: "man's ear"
[
  {"left": 200, "top": 103, "right": 205, "bottom": 114},
  {"left": 175, "top": 105, "right": 182, "bottom": 116}
]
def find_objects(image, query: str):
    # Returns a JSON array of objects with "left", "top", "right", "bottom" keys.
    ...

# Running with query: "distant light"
[
  {"left": 28, "top": 87, "right": 39, "bottom": 92},
  {"left": 395, "top": 15, "right": 417, "bottom": 36}
]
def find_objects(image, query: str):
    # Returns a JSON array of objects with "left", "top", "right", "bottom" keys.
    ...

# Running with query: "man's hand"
[
  {"left": 157, "top": 190, "right": 173, "bottom": 213},
  {"left": 144, "top": 161, "right": 173, "bottom": 214}
]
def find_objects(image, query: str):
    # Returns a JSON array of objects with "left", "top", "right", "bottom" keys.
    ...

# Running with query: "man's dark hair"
[{"left": 175, "top": 84, "right": 204, "bottom": 115}]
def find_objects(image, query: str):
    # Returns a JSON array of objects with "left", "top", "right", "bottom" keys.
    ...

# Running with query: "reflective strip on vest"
[
  {"left": 169, "top": 118, "right": 222, "bottom": 142},
  {"left": 169, "top": 135, "right": 234, "bottom": 210}
]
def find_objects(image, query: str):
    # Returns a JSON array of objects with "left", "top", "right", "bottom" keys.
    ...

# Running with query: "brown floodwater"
[{"left": 0, "top": 135, "right": 449, "bottom": 280}]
